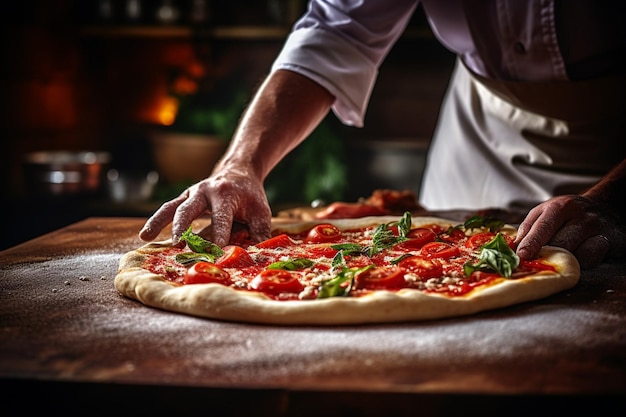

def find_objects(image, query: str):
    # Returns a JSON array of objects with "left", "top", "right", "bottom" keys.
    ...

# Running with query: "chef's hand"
[
  {"left": 139, "top": 167, "right": 272, "bottom": 247},
  {"left": 515, "top": 195, "right": 626, "bottom": 270}
]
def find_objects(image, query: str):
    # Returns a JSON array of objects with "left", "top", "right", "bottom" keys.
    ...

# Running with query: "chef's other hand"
[
  {"left": 139, "top": 168, "right": 272, "bottom": 247},
  {"left": 515, "top": 195, "right": 625, "bottom": 270}
]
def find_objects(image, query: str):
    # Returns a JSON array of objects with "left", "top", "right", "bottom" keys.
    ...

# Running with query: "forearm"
[{"left": 214, "top": 69, "right": 335, "bottom": 180}]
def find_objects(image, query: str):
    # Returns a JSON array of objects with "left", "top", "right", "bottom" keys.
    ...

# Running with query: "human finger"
[
  {"left": 171, "top": 193, "right": 211, "bottom": 243},
  {"left": 206, "top": 201, "right": 236, "bottom": 247},
  {"left": 516, "top": 209, "right": 565, "bottom": 260},
  {"left": 139, "top": 193, "right": 188, "bottom": 241},
  {"left": 245, "top": 203, "right": 272, "bottom": 243}
]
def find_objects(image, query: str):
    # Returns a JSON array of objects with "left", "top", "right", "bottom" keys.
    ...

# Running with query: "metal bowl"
[{"left": 23, "top": 151, "right": 111, "bottom": 196}]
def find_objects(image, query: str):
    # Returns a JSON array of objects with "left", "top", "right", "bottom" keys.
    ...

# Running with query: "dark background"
[{"left": 0, "top": 0, "right": 455, "bottom": 250}]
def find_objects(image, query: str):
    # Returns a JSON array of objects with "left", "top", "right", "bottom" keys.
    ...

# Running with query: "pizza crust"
[{"left": 115, "top": 216, "right": 580, "bottom": 325}]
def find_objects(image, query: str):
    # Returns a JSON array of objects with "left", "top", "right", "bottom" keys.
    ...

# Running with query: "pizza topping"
[
  {"left": 180, "top": 226, "right": 224, "bottom": 257},
  {"left": 317, "top": 266, "right": 371, "bottom": 299},
  {"left": 216, "top": 245, "right": 256, "bottom": 268},
  {"left": 255, "top": 233, "right": 297, "bottom": 249},
  {"left": 267, "top": 258, "right": 315, "bottom": 271},
  {"left": 397, "top": 255, "right": 444, "bottom": 279},
  {"left": 366, "top": 212, "right": 412, "bottom": 256},
  {"left": 462, "top": 215, "right": 505, "bottom": 232},
  {"left": 145, "top": 213, "right": 550, "bottom": 300},
  {"left": 304, "top": 224, "right": 342, "bottom": 243},
  {"left": 175, "top": 251, "right": 219, "bottom": 265},
  {"left": 250, "top": 269, "right": 305, "bottom": 296},
  {"left": 401, "top": 227, "right": 438, "bottom": 248},
  {"left": 184, "top": 262, "right": 231, "bottom": 285},
  {"left": 355, "top": 265, "right": 406, "bottom": 290},
  {"left": 463, "top": 233, "right": 520, "bottom": 278},
  {"left": 420, "top": 242, "right": 461, "bottom": 259}
]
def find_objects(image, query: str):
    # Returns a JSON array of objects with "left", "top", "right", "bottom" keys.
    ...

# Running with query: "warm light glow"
[{"left": 157, "top": 96, "right": 179, "bottom": 126}]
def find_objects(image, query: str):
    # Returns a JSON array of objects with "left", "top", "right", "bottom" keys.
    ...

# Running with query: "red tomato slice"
[
  {"left": 304, "top": 223, "right": 342, "bottom": 243},
  {"left": 355, "top": 265, "right": 406, "bottom": 290},
  {"left": 250, "top": 269, "right": 304, "bottom": 295},
  {"left": 421, "top": 223, "right": 447, "bottom": 234},
  {"left": 255, "top": 233, "right": 295, "bottom": 249},
  {"left": 396, "top": 228, "right": 437, "bottom": 250},
  {"left": 438, "top": 228, "right": 466, "bottom": 244},
  {"left": 465, "top": 232, "right": 497, "bottom": 249},
  {"left": 216, "top": 245, "right": 255, "bottom": 268},
  {"left": 420, "top": 242, "right": 461, "bottom": 259},
  {"left": 184, "top": 262, "right": 231, "bottom": 285},
  {"left": 397, "top": 255, "right": 443, "bottom": 279}
]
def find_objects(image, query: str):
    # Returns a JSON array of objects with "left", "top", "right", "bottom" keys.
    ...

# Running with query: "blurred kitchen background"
[{"left": 0, "top": 0, "right": 455, "bottom": 250}]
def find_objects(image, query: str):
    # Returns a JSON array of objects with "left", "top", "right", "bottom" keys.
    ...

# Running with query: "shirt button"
[{"left": 514, "top": 42, "right": 526, "bottom": 54}]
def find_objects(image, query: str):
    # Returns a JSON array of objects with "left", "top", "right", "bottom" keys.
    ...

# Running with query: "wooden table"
[{"left": 1, "top": 217, "right": 625, "bottom": 416}]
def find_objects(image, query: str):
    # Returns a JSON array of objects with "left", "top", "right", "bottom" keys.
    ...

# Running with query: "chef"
[{"left": 140, "top": 0, "right": 625, "bottom": 270}]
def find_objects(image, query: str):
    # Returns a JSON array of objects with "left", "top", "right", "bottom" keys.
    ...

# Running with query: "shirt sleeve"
[{"left": 271, "top": 0, "right": 418, "bottom": 127}]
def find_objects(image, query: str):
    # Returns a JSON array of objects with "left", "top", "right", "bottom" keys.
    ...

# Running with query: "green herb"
[
  {"left": 179, "top": 226, "right": 224, "bottom": 257},
  {"left": 364, "top": 212, "right": 412, "bottom": 257},
  {"left": 463, "top": 233, "right": 520, "bottom": 278},
  {"left": 389, "top": 253, "right": 412, "bottom": 265},
  {"left": 462, "top": 215, "right": 505, "bottom": 232},
  {"left": 330, "top": 243, "right": 364, "bottom": 254},
  {"left": 396, "top": 211, "right": 412, "bottom": 237},
  {"left": 317, "top": 266, "right": 373, "bottom": 299},
  {"left": 330, "top": 243, "right": 364, "bottom": 267},
  {"left": 267, "top": 258, "right": 314, "bottom": 271},
  {"left": 175, "top": 252, "right": 218, "bottom": 265}
]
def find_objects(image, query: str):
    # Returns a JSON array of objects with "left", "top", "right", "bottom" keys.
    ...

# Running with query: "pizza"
[{"left": 115, "top": 213, "right": 580, "bottom": 325}]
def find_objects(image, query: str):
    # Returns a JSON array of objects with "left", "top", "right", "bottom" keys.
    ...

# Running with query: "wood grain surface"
[{"left": 1, "top": 217, "right": 624, "bottom": 416}]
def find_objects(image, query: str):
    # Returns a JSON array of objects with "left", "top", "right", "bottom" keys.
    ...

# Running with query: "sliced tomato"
[
  {"left": 438, "top": 228, "right": 466, "bottom": 244},
  {"left": 255, "top": 233, "right": 295, "bottom": 249},
  {"left": 216, "top": 245, "right": 255, "bottom": 268},
  {"left": 304, "top": 223, "right": 342, "bottom": 243},
  {"left": 355, "top": 265, "right": 406, "bottom": 290},
  {"left": 420, "top": 242, "right": 461, "bottom": 259},
  {"left": 397, "top": 255, "right": 443, "bottom": 279},
  {"left": 307, "top": 246, "right": 339, "bottom": 258},
  {"left": 250, "top": 269, "right": 304, "bottom": 295},
  {"left": 396, "top": 228, "right": 437, "bottom": 250},
  {"left": 465, "top": 232, "right": 497, "bottom": 249},
  {"left": 421, "top": 223, "right": 447, "bottom": 234},
  {"left": 184, "top": 262, "right": 231, "bottom": 285}
]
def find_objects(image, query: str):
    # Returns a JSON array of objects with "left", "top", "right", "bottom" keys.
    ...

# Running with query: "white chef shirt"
[{"left": 272, "top": 0, "right": 624, "bottom": 127}]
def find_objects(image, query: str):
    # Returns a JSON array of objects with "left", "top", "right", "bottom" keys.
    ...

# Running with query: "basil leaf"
[
  {"left": 367, "top": 225, "right": 404, "bottom": 257},
  {"left": 267, "top": 258, "right": 314, "bottom": 271},
  {"left": 389, "top": 253, "right": 412, "bottom": 265},
  {"left": 463, "top": 233, "right": 519, "bottom": 278},
  {"left": 463, "top": 215, "right": 505, "bottom": 232},
  {"left": 331, "top": 243, "right": 363, "bottom": 253},
  {"left": 317, "top": 266, "right": 372, "bottom": 299},
  {"left": 180, "top": 226, "right": 225, "bottom": 257},
  {"left": 396, "top": 211, "right": 412, "bottom": 237},
  {"left": 332, "top": 250, "right": 346, "bottom": 268},
  {"left": 175, "top": 252, "right": 217, "bottom": 265}
]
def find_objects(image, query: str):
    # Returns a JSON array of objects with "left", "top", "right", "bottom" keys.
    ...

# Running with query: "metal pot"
[{"left": 23, "top": 151, "right": 111, "bottom": 196}]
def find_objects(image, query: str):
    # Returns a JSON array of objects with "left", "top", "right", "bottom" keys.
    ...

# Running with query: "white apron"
[{"left": 419, "top": 58, "right": 626, "bottom": 214}]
